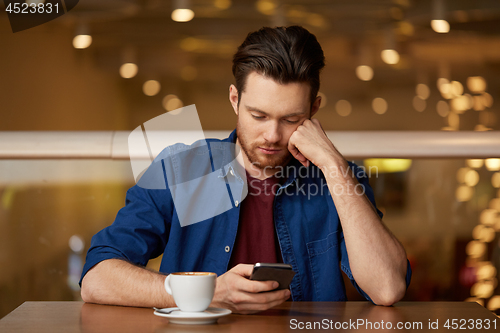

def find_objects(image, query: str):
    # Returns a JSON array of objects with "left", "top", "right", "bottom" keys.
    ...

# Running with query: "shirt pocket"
[{"left": 306, "top": 231, "right": 346, "bottom": 301}]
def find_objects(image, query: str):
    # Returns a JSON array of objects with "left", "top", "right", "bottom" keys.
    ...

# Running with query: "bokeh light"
[
  {"left": 119, "top": 63, "right": 138, "bottom": 78},
  {"left": 456, "top": 185, "right": 474, "bottom": 202},
  {"left": 416, "top": 83, "right": 430, "bottom": 100},
  {"left": 485, "top": 158, "right": 500, "bottom": 171},
  {"left": 355, "top": 65, "right": 374, "bottom": 81},
  {"left": 336, "top": 100, "right": 352, "bottom": 117},
  {"left": 464, "top": 169, "right": 479, "bottom": 187},
  {"left": 467, "top": 76, "right": 487, "bottom": 93},
  {"left": 451, "top": 96, "right": 470, "bottom": 113},
  {"left": 450, "top": 81, "right": 463, "bottom": 96},
  {"left": 456, "top": 167, "right": 470, "bottom": 183},
  {"left": 72, "top": 35, "right": 92, "bottom": 49},
  {"left": 437, "top": 78, "right": 449, "bottom": 90},
  {"left": 482, "top": 92, "right": 493, "bottom": 108},
  {"left": 466, "top": 159, "right": 483, "bottom": 169},
  {"left": 474, "top": 124, "right": 490, "bottom": 132},
  {"left": 465, "top": 297, "right": 485, "bottom": 307},
  {"left": 476, "top": 263, "right": 497, "bottom": 280},
  {"left": 487, "top": 296, "right": 500, "bottom": 311},
  {"left": 431, "top": 19, "right": 450, "bottom": 33},
  {"left": 256, "top": 0, "right": 277, "bottom": 15},
  {"left": 465, "top": 240, "right": 486, "bottom": 258},
  {"left": 143, "top": 80, "right": 161, "bottom": 96},
  {"left": 473, "top": 95, "right": 485, "bottom": 111},
  {"left": 439, "top": 82, "right": 453, "bottom": 99},
  {"left": 381, "top": 49, "right": 400, "bottom": 65},
  {"left": 214, "top": 0, "right": 231, "bottom": 10},
  {"left": 69, "top": 235, "right": 85, "bottom": 253},
  {"left": 163, "top": 94, "right": 184, "bottom": 112},
  {"left": 172, "top": 9, "right": 195, "bottom": 22},
  {"left": 472, "top": 225, "right": 496, "bottom": 243},
  {"left": 471, "top": 280, "right": 495, "bottom": 299},
  {"left": 480, "top": 209, "right": 497, "bottom": 226},
  {"left": 436, "top": 100, "right": 450, "bottom": 117},
  {"left": 492, "top": 172, "right": 500, "bottom": 188},
  {"left": 372, "top": 97, "right": 388, "bottom": 114}
]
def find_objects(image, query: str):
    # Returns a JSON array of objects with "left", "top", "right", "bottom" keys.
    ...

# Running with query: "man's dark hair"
[{"left": 232, "top": 26, "right": 325, "bottom": 108}]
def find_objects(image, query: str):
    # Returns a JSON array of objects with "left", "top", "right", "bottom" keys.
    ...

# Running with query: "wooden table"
[{"left": 0, "top": 301, "right": 498, "bottom": 332}]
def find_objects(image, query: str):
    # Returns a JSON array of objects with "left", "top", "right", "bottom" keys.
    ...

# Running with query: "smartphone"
[{"left": 249, "top": 263, "right": 296, "bottom": 290}]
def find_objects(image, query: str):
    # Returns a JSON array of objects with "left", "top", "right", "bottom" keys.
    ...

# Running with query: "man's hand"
[
  {"left": 210, "top": 264, "right": 291, "bottom": 314},
  {"left": 288, "top": 118, "right": 343, "bottom": 168}
]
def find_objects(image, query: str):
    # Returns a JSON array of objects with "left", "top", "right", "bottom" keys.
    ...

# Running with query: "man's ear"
[
  {"left": 229, "top": 84, "right": 239, "bottom": 116},
  {"left": 310, "top": 95, "right": 321, "bottom": 118}
]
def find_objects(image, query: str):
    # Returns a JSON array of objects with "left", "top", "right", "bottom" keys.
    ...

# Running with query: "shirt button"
[
  {"left": 235, "top": 200, "right": 239, "bottom": 207},
  {"left": 230, "top": 169, "right": 234, "bottom": 176},
  {"left": 225, "top": 246, "right": 230, "bottom": 253}
]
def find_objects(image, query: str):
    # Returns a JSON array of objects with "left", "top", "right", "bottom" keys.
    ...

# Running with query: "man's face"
[{"left": 230, "top": 72, "right": 318, "bottom": 171}]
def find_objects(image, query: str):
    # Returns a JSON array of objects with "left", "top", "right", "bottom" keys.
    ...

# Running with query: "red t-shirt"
[{"left": 228, "top": 172, "right": 283, "bottom": 269}]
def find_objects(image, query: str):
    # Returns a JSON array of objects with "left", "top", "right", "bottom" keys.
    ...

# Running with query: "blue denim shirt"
[{"left": 81, "top": 129, "right": 411, "bottom": 301}]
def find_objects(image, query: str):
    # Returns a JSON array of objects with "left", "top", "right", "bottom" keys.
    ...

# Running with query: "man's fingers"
[
  {"left": 248, "top": 288, "right": 290, "bottom": 304},
  {"left": 230, "top": 263, "right": 254, "bottom": 277},
  {"left": 290, "top": 148, "right": 309, "bottom": 167},
  {"left": 237, "top": 290, "right": 291, "bottom": 314},
  {"left": 232, "top": 289, "right": 290, "bottom": 309},
  {"left": 236, "top": 297, "right": 288, "bottom": 314},
  {"left": 237, "top": 278, "right": 279, "bottom": 293},
  {"left": 229, "top": 264, "right": 280, "bottom": 293},
  {"left": 288, "top": 135, "right": 309, "bottom": 167}
]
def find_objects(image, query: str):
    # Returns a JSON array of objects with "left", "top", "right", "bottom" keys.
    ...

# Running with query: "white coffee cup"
[{"left": 164, "top": 272, "right": 217, "bottom": 312}]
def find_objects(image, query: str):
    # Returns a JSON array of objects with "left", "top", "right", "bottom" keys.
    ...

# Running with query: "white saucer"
[{"left": 154, "top": 307, "right": 232, "bottom": 325}]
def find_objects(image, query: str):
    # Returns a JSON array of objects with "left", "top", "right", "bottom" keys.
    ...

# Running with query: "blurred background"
[{"left": 1, "top": 0, "right": 500, "bottom": 318}]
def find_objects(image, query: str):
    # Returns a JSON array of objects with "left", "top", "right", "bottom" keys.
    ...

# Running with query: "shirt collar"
[{"left": 218, "top": 129, "right": 240, "bottom": 179}]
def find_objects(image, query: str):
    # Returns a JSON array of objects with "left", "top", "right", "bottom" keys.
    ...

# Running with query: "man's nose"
[{"left": 263, "top": 121, "right": 281, "bottom": 144}]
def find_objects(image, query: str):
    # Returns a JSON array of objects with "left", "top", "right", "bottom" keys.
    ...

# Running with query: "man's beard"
[{"left": 236, "top": 120, "right": 292, "bottom": 170}]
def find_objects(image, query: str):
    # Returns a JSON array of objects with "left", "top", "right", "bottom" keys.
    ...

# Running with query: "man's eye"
[
  {"left": 252, "top": 115, "right": 265, "bottom": 120},
  {"left": 285, "top": 119, "right": 299, "bottom": 124}
]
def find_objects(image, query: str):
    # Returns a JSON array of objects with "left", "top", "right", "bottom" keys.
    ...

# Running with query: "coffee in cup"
[{"left": 164, "top": 272, "right": 217, "bottom": 312}]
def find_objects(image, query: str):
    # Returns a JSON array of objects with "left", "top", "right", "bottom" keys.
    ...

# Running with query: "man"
[{"left": 80, "top": 26, "right": 411, "bottom": 314}]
